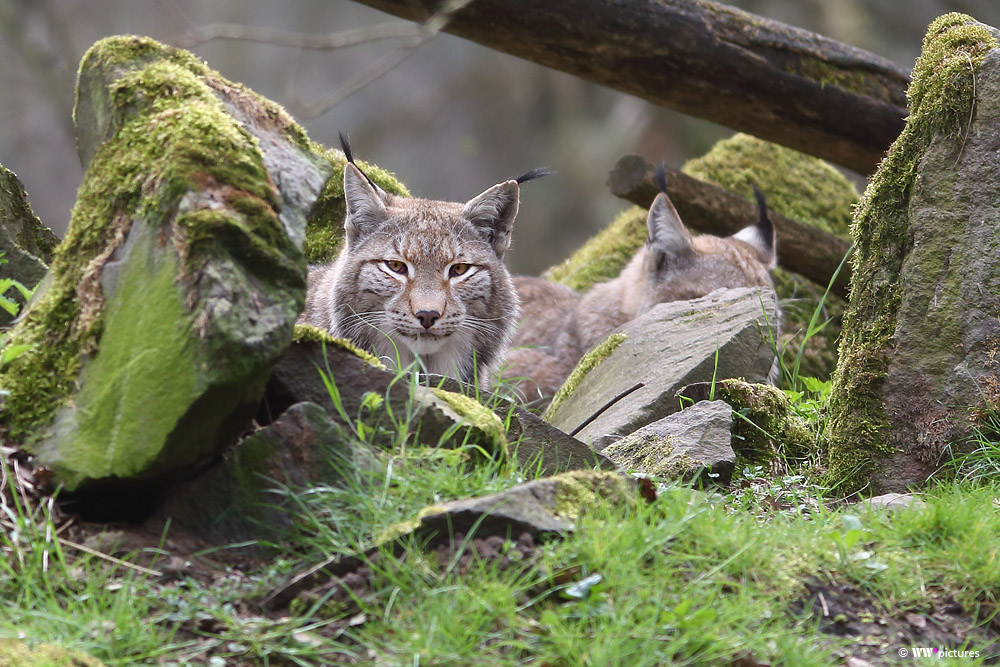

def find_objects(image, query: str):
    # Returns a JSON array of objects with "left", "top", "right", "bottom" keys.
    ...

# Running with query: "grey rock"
[
  {"left": 400, "top": 470, "right": 637, "bottom": 539},
  {"left": 0, "top": 164, "right": 59, "bottom": 325},
  {"left": 267, "top": 329, "right": 616, "bottom": 474},
  {"left": 861, "top": 493, "right": 926, "bottom": 512},
  {"left": 602, "top": 400, "right": 735, "bottom": 484},
  {"left": 2, "top": 37, "right": 322, "bottom": 495},
  {"left": 153, "top": 402, "right": 375, "bottom": 547},
  {"left": 547, "top": 287, "right": 778, "bottom": 451}
]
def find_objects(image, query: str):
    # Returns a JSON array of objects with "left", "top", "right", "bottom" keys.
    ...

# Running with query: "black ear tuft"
[
  {"left": 514, "top": 167, "right": 555, "bottom": 185},
  {"left": 750, "top": 182, "right": 775, "bottom": 251},
  {"left": 339, "top": 131, "right": 355, "bottom": 164},
  {"left": 339, "top": 131, "right": 381, "bottom": 190},
  {"left": 654, "top": 162, "right": 669, "bottom": 195}
]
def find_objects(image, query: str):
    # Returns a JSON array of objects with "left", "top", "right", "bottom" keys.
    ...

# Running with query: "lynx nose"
[{"left": 415, "top": 310, "right": 441, "bottom": 329}]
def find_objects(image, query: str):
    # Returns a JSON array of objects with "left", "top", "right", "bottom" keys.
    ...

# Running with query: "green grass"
[{"left": 1, "top": 348, "right": 999, "bottom": 665}]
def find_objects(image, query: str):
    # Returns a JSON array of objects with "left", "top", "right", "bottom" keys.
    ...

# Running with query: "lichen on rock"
[
  {"left": 0, "top": 639, "right": 106, "bottom": 667},
  {"left": 682, "top": 379, "right": 814, "bottom": 464},
  {"left": 292, "top": 323, "right": 386, "bottom": 369},
  {"left": 428, "top": 387, "right": 508, "bottom": 457},
  {"left": 542, "top": 207, "right": 646, "bottom": 292},
  {"left": 544, "top": 332, "right": 627, "bottom": 420}
]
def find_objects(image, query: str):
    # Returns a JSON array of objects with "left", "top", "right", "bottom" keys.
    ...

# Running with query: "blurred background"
[{"left": 2, "top": 0, "right": 999, "bottom": 274}]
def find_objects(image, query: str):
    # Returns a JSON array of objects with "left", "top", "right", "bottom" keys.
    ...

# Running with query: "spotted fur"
[{"left": 506, "top": 183, "right": 777, "bottom": 402}]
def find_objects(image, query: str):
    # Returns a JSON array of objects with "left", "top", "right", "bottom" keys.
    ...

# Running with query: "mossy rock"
[
  {"left": 0, "top": 639, "right": 106, "bottom": 667},
  {"left": 0, "top": 163, "right": 60, "bottom": 325},
  {"left": 681, "top": 133, "right": 857, "bottom": 237},
  {"left": 155, "top": 401, "right": 377, "bottom": 547},
  {"left": 387, "top": 470, "right": 638, "bottom": 542},
  {"left": 0, "top": 36, "right": 326, "bottom": 492},
  {"left": 544, "top": 332, "right": 626, "bottom": 419},
  {"left": 678, "top": 379, "right": 814, "bottom": 465},
  {"left": 824, "top": 15, "right": 1000, "bottom": 494}
]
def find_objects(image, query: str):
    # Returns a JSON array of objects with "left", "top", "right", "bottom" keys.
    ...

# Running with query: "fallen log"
[{"left": 349, "top": 0, "right": 910, "bottom": 174}]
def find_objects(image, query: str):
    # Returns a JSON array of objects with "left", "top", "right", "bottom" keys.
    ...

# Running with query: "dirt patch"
[{"left": 790, "top": 578, "right": 1000, "bottom": 665}]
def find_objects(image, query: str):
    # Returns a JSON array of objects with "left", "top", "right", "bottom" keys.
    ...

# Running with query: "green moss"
[
  {"left": 708, "top": 379, "right": 813, "bottom": 463},
  {"left": 544, "top": 332, "right": 627, "bottom": 419},
  {"left": 0, "top": 165, "right": 59, "bottom": 264},
  {"left": 552, "top": 470, "right": 636, "bottom": 519},
  {"left": 0, "top": 639, "right": 106, "bottom": 666},
  {"left": 304, "top": 143, "right": 409, "bottom": 264},
  {"left": 602, "top": 433, "right": 694, "bottom": 478},
  {"left": 292, "top": 323, "right": 386, "bottom": 369},
  {"left": 0, "top": 36, "right": 291, "bottom": 441},
  {"left": 32, "top": 224, "right": 199, "bottom": 485},
  {"left": 682, "top": 133, "right": 857, "bottom": 237},
  {"left": 542, "top": 206, "right": 646, "bottom": 291},
  {"left": 823, "top": 14, "right": 998, "bottom": 494},
  {"left": 430, "top": 387, "right": 507, "bottom": 456}
]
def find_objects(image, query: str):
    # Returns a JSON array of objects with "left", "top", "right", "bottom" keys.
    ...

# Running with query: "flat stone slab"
[
  {"left": 602, "top": 400, "right": 735, "bottom": 484},
  {"left": 406, "top": 470, "right": 637, "bottom": 538},
  {"left": 547, "top": 287, "right": 777, "bottom": 451}
]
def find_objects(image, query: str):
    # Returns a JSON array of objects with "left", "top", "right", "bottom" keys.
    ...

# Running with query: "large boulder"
[
  {"left": 546, "top": 287, "right": 778, "bottom": 451},
  {"left": 824, "top": 15, "right": 1000, "bottom": 494},
  {"left": 0, "top": 37, "right": 327, "bottom": 493}
]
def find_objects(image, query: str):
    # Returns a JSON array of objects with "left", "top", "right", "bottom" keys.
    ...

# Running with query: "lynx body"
[
  {"left": 506, "top": 185, "right": 777, "bottom": 402},
  {"left": 302, "top": 158, "right": 527, "bottom": 387}
]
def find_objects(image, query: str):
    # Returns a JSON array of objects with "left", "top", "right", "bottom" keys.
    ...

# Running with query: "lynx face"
[
  {"left": 302, "top": 162, "right": 521, "bottom": 386},
  {"left": 507, "top": 187, "right": 777, "bottom": 402},
  {"left": 576, "top": 188, "right": 776, "bottom": 349},
  {"left": 629, "top": 190, "right": 776, "bottom": 318}
]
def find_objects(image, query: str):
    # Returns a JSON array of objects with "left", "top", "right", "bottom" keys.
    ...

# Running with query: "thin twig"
[
  {"left": 297, "top": 0, "right": 475, "bottom": 118},
  {"left": 569, "top": 382, "right": 645, "bottom": 437},
  {"left": 297, "top": 42, "right": 421, "bottom": 118},
  {"left": 174, "top": 22, "right": 422, "bottom": 51},
  {"left": 58, "top": 537, "right": 164, "bottom": 578}
]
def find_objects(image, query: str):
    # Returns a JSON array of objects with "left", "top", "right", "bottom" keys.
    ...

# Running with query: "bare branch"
[
  {"left": 173, "top": 21, "right": 421, "bottom": 51},
  {"left": 347, "top": 0, "right": 911, "bottom": 174}
]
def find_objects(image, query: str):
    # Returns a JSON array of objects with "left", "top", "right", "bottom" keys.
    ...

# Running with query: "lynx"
[
  {"left": 505, "top": 177, "right": 777, "bottom": 402},
  {"left": 301, "top": 141, "right": 545, "bottom": 387}
]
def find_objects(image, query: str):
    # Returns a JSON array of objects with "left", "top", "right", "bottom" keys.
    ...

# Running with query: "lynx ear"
[
  {"left": 731, "top": 185, "right": 777, "bottom": 268},
  {"left": 646, "top": 192, "right": 694, "bottom": 270},
  {"left": 343, "top": 162, "right": 387, "bottom": 244},
  {"left": 463, "top": 180, "right": 519, "bottom": 257}
]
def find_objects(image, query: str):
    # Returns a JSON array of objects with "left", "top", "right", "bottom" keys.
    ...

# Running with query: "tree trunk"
[
  {"left": 607, "top": 154, "right": 852, "bottom": 298},
  {"left": 350, "top": 0, "right": 910, "bottom": 174}
]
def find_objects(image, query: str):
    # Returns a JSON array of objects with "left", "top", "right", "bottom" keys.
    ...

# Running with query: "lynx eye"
[
  {"left": 449, "top": 263, "right": 471, "bottom": 278},
  {"left": 384, "top": 260, "right": 408, "bottom": 276}
]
